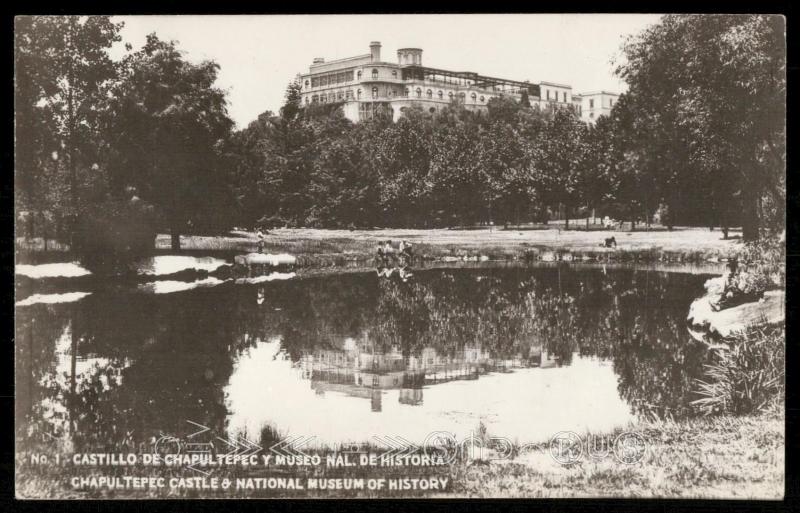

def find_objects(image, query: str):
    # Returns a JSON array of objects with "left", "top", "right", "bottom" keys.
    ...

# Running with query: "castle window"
[
  {"left": 546, "top": 90, "right": 550, "bottom": 100},
  {"left": 438, "top": 90, "right": 443, "bottom": 99},
  {"left": 480, "top": 95, "right": 485, "bottom": 102},
  {"left": 610, "top": 98, "right": 614, "bottom": 107},
  {"left": 337, "top": 91, "right": 343, "bottom": 100},
  {"left": 312, "top": 94, "right": 318, "bottom": 103},
  {"left": 471, "top": 92, "right": 477, "bottom": 101},
  {"left": 372, "top": 68, "right": 378, "bottom": 79},
  {"left": 563, "top": 92, "right": 567, "bottom": 102},
  {"left": 426, "top": 89, "right": 432, "bottom": 98},
  {"left": 357, "top": 89, "right": 362, "bottom": 99},
  {"left": 416, "top": 87, "right": 422, "bottom": 98},
  {"left": 346, "top": 90, "right": 353, "bottom": 100},
  {"left": 304, "top": 80, "right": 309, "bottom": 88},
  {"left": 392, "top": 70, "right": 397, "bottom": 78},
  {"left": 372, "top": 87, "right": 378, "bottom": 99},
  {"left": 357, "top": 70, "right": 362, "bottom": 80},
  {"left": 404, "top": 87, "right": 410, "bottom": 97},
  {"left": 589, "top": 99, "right": 594, "bottom": 108},
  {"left": 448, "top": 91, "right": 454, "bottom": 100}
]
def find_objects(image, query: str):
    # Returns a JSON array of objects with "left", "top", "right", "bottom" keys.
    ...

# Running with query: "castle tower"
[
  {"left": 397, "top": 48, "right": 423, "bottom": 66},
  {"left": 370, "top": 41, "right": 381, "bottom": 62}
]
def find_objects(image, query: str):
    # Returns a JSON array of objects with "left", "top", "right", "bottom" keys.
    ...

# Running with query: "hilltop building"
[
  {"left": 576, "top": 91, "right": 620, "bottom": 124},
  {"left": 299, "top": 42, "right": 611, "bottom": 123}
]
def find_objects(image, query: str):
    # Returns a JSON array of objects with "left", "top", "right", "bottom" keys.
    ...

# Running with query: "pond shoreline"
[{"left": 16, "top": 226, "right": 741, "bottom": 267}]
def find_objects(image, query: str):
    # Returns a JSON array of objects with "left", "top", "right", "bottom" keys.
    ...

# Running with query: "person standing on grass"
[
  {"left": 376, "top": 240, "right": 384, "bottom": 261},
  {"left": 383, "top": 240, "right": 395, "bottom": 263},
  {"left": 256, "top": 228, "right": 265, "bottom": 253},
  {"left": 399, "top": 240, "right": 413, "bottom": 265}
]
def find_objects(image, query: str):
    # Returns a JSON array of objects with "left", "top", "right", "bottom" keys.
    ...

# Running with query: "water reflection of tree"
[
  {"left": 262, "top": 269, "right": 712, "bottom": 420},
  {"left": 17, "top": 267, "right": 715, "bottom": 455},
  {"left": 16, "top": 304, "right": 70, "bottom": 441},
  {"left": 18, "top": 286, "right": 268, "bottom": 453}
]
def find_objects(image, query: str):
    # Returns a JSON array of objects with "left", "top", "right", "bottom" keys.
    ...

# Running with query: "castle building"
[
  {"left": 576, "top": 91, "right": 620, "bottom": 124},
  {"left": 299, "top": 42, "right": 593, "bottom": 123}
]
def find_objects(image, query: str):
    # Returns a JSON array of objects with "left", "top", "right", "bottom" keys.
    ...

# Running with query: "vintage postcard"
[{"left": 14, "top": 13, "right": 786, "bottom": 499}]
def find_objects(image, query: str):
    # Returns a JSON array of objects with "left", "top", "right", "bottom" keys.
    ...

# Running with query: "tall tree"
[
  {"left": 280, "top": 78, "right": 303, "bottom": 122},
  {"left": 14, "top": 15, "right": 122, "bottom": 243},
  {"left": 539, "top": 108, "right": 587, "bottom": 228},
  {"left": 108, "top": 34, "right": 234, "bottom": 249},
  {"left": 617, "top": 14, "right": 785, "bottom": 239}
]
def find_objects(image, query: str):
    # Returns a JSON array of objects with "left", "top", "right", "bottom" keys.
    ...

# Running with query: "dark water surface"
[{"left": 16, "top": 265, "right": 716, "bottom": 450}]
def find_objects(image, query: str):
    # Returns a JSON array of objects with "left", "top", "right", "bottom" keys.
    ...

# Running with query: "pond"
[{"left": 15, "top": 264, "right": 718, "bottom": 452}]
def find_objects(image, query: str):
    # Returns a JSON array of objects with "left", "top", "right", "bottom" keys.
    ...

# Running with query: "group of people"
[{"left": 376, "top": 240, "right": 415, "bottom": 282}]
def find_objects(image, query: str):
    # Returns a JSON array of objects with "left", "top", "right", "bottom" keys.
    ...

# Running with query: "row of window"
[
  {"left": 545, "top": 90, "right": 569, "bottom": 102},
  {"left": 587, "top": 98, "right": 615, "bottom": 109},
  {"left": 306, "top": 68, "right": 401, "bottom": 89},
  {"left": 308, "top": 70, "right": 355, "bottom": 88},
  {"left": 307, "top": 87, "right": 488, "bottom": 104}
]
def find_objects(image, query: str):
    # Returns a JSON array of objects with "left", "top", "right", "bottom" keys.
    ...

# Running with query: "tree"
[
  {"left": 373, "top": 106, "right": 434, "bottom": 227},
  {"left": 617, "top": 14, "right": 785, "bottom": 240},
  {"left": 14, "top": 16, "right": 122, "bottom": 243},
  {"left": 107, "top": 34, "right": 234, "bottom": 249},
  {"left": 280, "top": 78, "right": 303, "bottom": 122},
  {"left": 539, "top": 109, "right": 587, "bottom": 228}
]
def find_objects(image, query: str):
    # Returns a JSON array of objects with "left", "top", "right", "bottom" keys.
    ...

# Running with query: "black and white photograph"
[{"left": 13, "top": 13, "right": 786, "bottom": 499}]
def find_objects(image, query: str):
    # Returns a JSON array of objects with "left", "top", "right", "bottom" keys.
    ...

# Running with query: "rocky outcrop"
[{"left": 687, "top": 275, "right": 785, "bottom": 341}]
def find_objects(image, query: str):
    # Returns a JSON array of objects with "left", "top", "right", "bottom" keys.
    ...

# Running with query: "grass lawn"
[
  {"left": 16, "top": 407, "right": 783, "bottom": 499},
  {"left": 449, "top": 407, "right": 783, "bottom": 499},
  {"left": 153, "top": 226, "right": 742, "bottom": 267}
]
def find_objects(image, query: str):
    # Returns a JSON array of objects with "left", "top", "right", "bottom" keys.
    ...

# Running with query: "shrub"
[
  {"left": 692, "top": 323, "right": 785, "bottom": 416},
  {"left": 73, "top": 196, "right": 158, "bottom": 272},
  {"left": 736, "top": 235, "right": 785, "bottom": 290}
]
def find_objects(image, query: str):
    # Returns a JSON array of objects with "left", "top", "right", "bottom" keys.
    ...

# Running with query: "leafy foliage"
[{"left": 692, "top": 323, "right": 784, "bottom": 416}]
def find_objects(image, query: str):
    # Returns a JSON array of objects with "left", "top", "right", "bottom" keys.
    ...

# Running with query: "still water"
[{"left": 16, "top": 264, "right": 716, "bottom": 451}]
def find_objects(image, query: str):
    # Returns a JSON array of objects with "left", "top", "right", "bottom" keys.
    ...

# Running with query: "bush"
[
  {"left": 736, "top": 235, "right": 785, "bottom": 290},
  {"left": 692, "top": 323, "right": 785, "bottom": 416},
  {"left": 73, "top": 196, "right": 158, "bottom": 272}
]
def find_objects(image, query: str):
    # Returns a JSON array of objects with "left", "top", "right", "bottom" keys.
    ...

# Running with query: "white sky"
[{"left": 111, "top": 14, "right": 661, "bottom": 129}]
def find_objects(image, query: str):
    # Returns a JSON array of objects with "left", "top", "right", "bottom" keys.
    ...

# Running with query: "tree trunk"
[
  {"left": 171, "top": 230, "right": 181, "bottom": 251},
  {"left": 66, "top": 49, "right": 78, "bottom": 249},
  {"left": 70, "top": 320, "right": 77, "bottom": 435},
  {"left": 741, "top": 189, "right": 760, "bottom": 241},
  {"left": 721, "top": 208, "right": 729, "bottom": 240}
]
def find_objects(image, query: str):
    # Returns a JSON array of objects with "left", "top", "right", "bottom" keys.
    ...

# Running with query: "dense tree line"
[
  {"left": 15, "top": 14, "right": 785, "bottom": 261},
  {"left": 227, "top": 97, "right": 610, "bottom": 229}
]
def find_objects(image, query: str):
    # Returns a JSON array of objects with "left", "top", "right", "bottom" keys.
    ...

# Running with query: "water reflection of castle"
[{"left": 299, "top": 333, "right": 560, "bottom": 411}]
